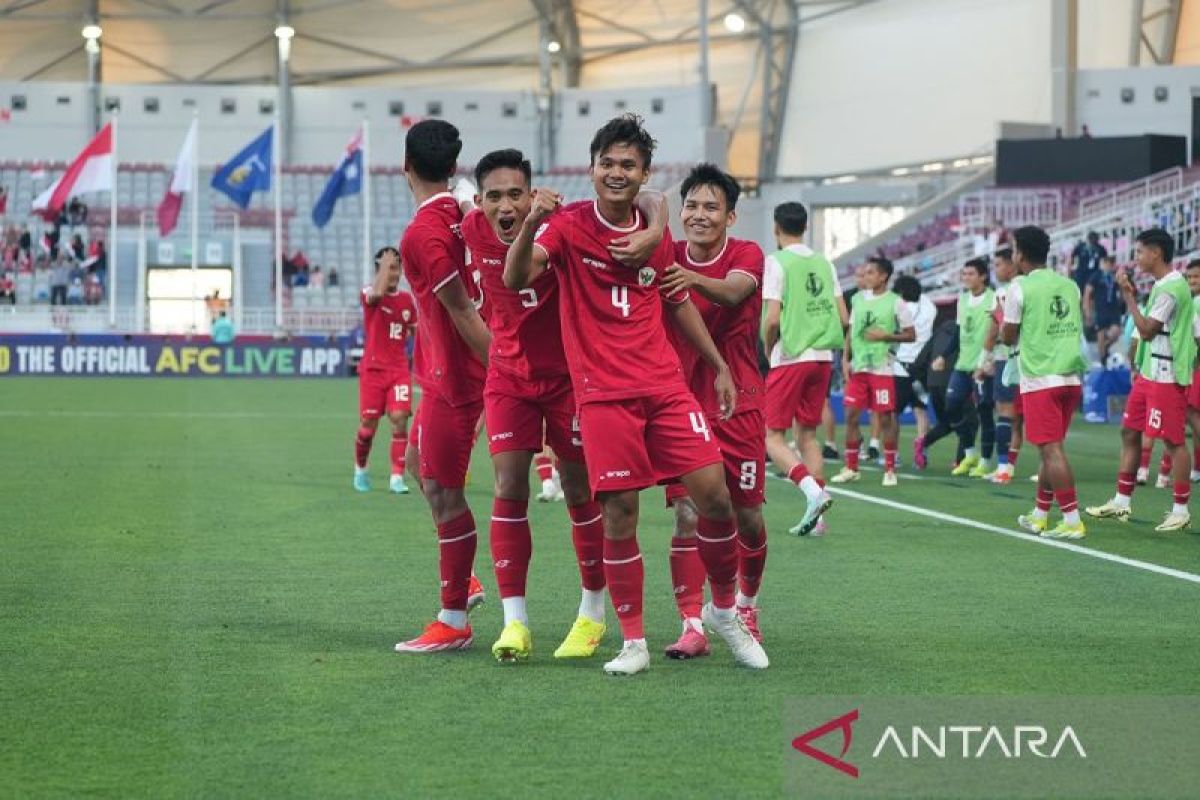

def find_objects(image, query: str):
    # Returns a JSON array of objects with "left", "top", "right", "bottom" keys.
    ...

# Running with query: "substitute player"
[
  {"left": 461, "top": 148, "right": 667, "bottom": 663},
  {"left": 393, "top": 120, "right": 492, "bottom": 653},
  {"left": 506, "top": 114, "right": 767, "bottom": 676},
  {"left": 1002, "top": 226, "right": 1089, "bottom": 539},
  {"left": 760, "top": 201, "right": 844, "bottom": 536},
  {"left": 1086, "top": 229, "right": 1196, "bottom": 531},
  {"left": 1187, "top": 259, "right": 1200, "bottom": 483},
  {"left": 987, "top": 246, "right": 1023, "bottom": 484},
  {"left": 656, "top": 163, "right": 768, "bottom": 657},
  {"left": 830, "top": 256, "right": 915, "bottom": 486},
  {"left": 353, "top": 246, "right": 417, "bottom": 494}
]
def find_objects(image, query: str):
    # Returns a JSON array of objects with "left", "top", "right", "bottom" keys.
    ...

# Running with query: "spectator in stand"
[
  {"left": 49, "top": 255, "right": 69, "bottom": 305},
  {"left": 211, "top": 311, "right": 235, "bottom": 344},
  {"left": 0, "top": 185, "right": 7, "bottom": 215},
  {"left": 327, "top": 267, "right": 340, "bottom": 287},
  {"left": 88, "top": 238, "right": 107, "bottom": 287},
  {"left": 70, "top": 234, "right": 85, "bottom": 261},
  {"left": 1083, "top": 255, "right": 1124, "bottom": 364},
  {"left": 18, "top": 224, "right": 31, "bottom": 260},
  {"left": 1071, "top": 231, "right": 1107, "bottom": 291},
  {"left": 67, "top": 197, "right": 88, "bottom": 226},
  {"left": 293, "top": 265, "right": 310, "bottom": 287},
  {"left": 84, "top": 274, "right": 103, "bottom": 305},
  {"left": 309, "top": 266, "right": 325, "bottom": 289},
  {"left": 0, "top": 270, "right": 14, "bottom": 304},
  {"left": 67, "top": 277, "right": 84, "bottom": 305},
  {"left": 1080, "top": 125, "right": 1092, "bottom": 139}
]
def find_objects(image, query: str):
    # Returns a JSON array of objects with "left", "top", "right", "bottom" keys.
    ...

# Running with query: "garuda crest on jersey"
[{"left": 638, "top": 266, "right": 656, "bottom": 287}]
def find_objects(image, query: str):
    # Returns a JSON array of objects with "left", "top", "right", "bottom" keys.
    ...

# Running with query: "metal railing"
[
  {"left": 0, "top": 305, "right": 142, "bottom": 333},
  {"left": 958, "top": 188, "right": 1062, "bottom": 232},
  {"left": 1075, "top": 167, "right": 1184, "bottom": 225}
]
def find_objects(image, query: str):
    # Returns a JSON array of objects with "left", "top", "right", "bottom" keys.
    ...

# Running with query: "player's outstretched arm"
[
  {"left": 504, "top": 188, "right": 559, "bottom": 290},
  {"left": 435, "top": 277, "right": 491, "bottom": 364},
  {"left": 762, "top": 298, "right": 782, "bottom": 356},
  {"left": 666, "top": 298, "right": 736, "bottom": 419},
  {"left": 661, "top": 265, "right": 755, "bottom": 308}
]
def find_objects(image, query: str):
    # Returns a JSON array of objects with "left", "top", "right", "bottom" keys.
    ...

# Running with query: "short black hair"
[
  {"left": 964, "top": 257, "right": 990, "bottom": 277},
  {"left": 474, "top": 148, "right": 531, "bottom": 190},
  {"left": 893, "top": 274, "right": 922, "bottom": 302},
  {"left": 994, "top": 246, "right": 1013, "bottom": 261},
  {"left": 374, "top": 245, "right": 399, "bottom": 271},
  {"left": 1013, "top": 226, "right": 1050, "bottom": 265},
  {"left": 404, "top": 119, "right": 462, "bottom": 182},
  {"left": 867, "top": 255, "right": 894, "bottom": 280},
  {"left": 1187, "top": 258, "right": 1200, "bottom": 271},
  {"left": 589, "top": 113, "right": 656, "bottom": 168},
  {"left": 680, "top": 163, "right": 740, "bottom": 211},
  {"left": 1136, "top": 227, "right": 1175, "bottom": 263},
  {"left": 774, "top": 202, "right": 808, "bottom": 236}
]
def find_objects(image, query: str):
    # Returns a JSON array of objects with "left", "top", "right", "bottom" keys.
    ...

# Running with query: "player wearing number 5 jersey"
[
  {"left": 831, "top": 256, "right": 916, "bottom": 487},
  {"left": 393, "top": 120, "right": 492, "bottom": 655},
  {"left": 506, "top": 114, "right": 768, "bottom": 676},
  {"left": 460, "top": 148, "right": 670, "bottom": 664},
  {"left": 353, "top": 246, "right": 417, "bottom": 495},
  {"left": 656, "top": 164, "right": 769, "bottom": 659}
]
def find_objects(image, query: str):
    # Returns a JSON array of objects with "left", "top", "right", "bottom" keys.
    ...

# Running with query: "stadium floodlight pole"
[
  {"left": 136, "top": 211, "right": 147, "bottom": 333},
  {"left": 232, "top": 213, "right": 243, "bottom": 333},
  {"left": 190, "top": 109, "right": 200, "bottom": 334},
  {"left": 109, "top": 111, "right": 118, "bottom": 328},
  {"left": 699, "top": 0, "right": 711, "bottom": 127},
  {"left": 273, "top": 113, "right": 284, "bottom": 330},
  {"left": 361, "top": 117, "right": 371, "bottom": 287}
]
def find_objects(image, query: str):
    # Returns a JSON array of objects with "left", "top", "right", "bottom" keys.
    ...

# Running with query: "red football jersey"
[
  {"left": 461, "top": 206, "right": 570, "bottom": 381},
  {"left": 533, "top": 200, "right": 686, "bottom": 404},
  {"left": 399, "top": 192, "right": 485, "bottom": 406},
  {"left": 667, "top": 237, "right": 765, "bottom": 417},
  {"left": 360, "top": 287, "right": 416, "bottom": 371}
]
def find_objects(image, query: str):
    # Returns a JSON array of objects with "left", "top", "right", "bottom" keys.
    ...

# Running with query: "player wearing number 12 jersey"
[
  {"left": 353, "top": 246, "right": 417, "bottom": 495},
  {"left": 393, "top": 120, "right": 493, "bottom": 654},
  {"left": 460, "top": 148, "right": 647, "bottom": 664},
  {"left": 656, "top": 164, "right": 768, "bottom": 659},
  {"left": 506, "top": 114, "right": 768, "bottom": 676}
]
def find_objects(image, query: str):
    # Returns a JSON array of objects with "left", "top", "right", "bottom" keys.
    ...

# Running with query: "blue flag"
[
  {"left": 311, "top": 145, "right": 362, "bottom": 228},
  {"left": 211, "top": 126, "right": 273, "bottom": 209}
]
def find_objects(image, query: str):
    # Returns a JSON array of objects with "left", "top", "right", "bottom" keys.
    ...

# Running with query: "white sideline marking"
[
  {"left": 0, "top": 410, "right": 343, "bottom": 420},
  {"left": 827, "top": 486, "right": 1200, "bottom": 586}
]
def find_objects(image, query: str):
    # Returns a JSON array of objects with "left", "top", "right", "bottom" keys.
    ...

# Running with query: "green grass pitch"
[{"left": 2, "top": 378, "right": 1198, "bottom": 797}]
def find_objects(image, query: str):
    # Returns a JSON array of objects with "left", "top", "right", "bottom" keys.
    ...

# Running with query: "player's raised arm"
[
  {"left": 665, "top": 297, "right": 737, "bottom": 419},
  {"left": 504, "top": 187, "right": 559, "bottom": 290},
  {"left": 608, "top": 189, "right": 668, "bottom": 267},
  {"left": 1119, "top": 268, "right": 1165, "bottom": 340},
  {"left": 434, "top": 276, "right": 490, "bottom": 365},
  {"left": 364, "top": 247, "right": 397, "bottom": 305}
]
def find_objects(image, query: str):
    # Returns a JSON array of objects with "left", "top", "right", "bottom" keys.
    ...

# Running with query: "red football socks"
[
  {"left": 603, "top": 536, "right": 644, "bottom": 640},
  {"left": 437, "top": 510, "right": 477, "bottom": 611},
  {"left": 489, "top": 498, "right": 531, "bottom": 599},
  {"left": 568, "top": 502, "right": 606, "bottom": 591},
  {"left": 669, "top": 535, "right": 705, "bottom": 620}
]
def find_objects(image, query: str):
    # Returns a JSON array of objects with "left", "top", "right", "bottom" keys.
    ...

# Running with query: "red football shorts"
[
  {"left": 664, "top": 409, "right": 767, "bottom": 509},
  {"left": 765, "top": 362, "right": 832, "bottom": 430},
  {"left": 1122, "top": 375, "right": 1149, "bottom": 432},
  {"left": 484, "top": 369, "right": 582, "bottom": 461},
  {"left": 1188, "top": 367, "right": 1200, "bottom": 411},
  {"left": 1145, "top": 381, "right": 1188, "bottom": 445},
  {"left": 844, "top": 372, "right": 897, "bottom": 413},
  {"left": 359, "top": 367, "right": 412, "bottom": 419},
  {"left": 1023, "top": 385, "right": 1081, "bottom": 445},
  {"left": 578, "top": 390, "right": 721, "bottom": 496},
  {"left": 412, "top": 388, "right": 484, "bottom": 489}
]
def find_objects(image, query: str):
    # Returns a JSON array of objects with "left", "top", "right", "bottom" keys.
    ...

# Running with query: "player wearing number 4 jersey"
[
  {"left": 1086, "top": 229, "right": 1198, "bottom": 532},
  {"left": 393, "top": 120, "right": 492, "bottom": 654},
  {"left": 832, "top": 256, "right": 916, "bottom": 487},
  {"left": 657, "top": 164, "right": 769, "bottom": 658},
  {"left": 507, "top": 114, "right": 768, "bottom": 676},
  {"left": 459, "top": 148, "right": 668, "bottom": 663},
  {"left": 353, "top": 246, "right": 417, "bottom": 495}
]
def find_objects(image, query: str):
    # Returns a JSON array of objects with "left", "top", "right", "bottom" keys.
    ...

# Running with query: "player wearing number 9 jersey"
[
  {"left": 353, "top": 246, "right": 417, "bottom": 495},
  {"left": 393, "top": 119, "right": 493, "bottom": 655},
  {"left": 461, "top": 148, "right": 656, "bottom": 664},
  {"left": 656, "top": 164, "right": 769, "bottom": 659},
  {"left": 506, "top": 113, "right": 768, "bottom": 676}
]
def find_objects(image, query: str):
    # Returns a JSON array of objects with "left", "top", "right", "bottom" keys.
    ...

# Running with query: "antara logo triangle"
[{"left": 791, "top": 709, "right": 860, "bottom": 778}]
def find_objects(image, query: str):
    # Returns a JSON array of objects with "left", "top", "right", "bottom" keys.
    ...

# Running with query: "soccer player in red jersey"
[
  {"left": 460, "top": 148, "right": 668, "bottom": 663},
  {"left": 506, "top": 114, "right": 768, "bottom": 675},
  {"left": 353, "top": 246, "right": 417, "bottom": 495},
  {"left": 655, "top": 163, "right": 768, "bottom": 659},
  {"left": 393, "top": 120, "right": 493, "bottom": 654}
]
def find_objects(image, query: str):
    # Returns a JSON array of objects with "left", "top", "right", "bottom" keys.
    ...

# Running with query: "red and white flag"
[
  {"left": 157, "top": 119, "right": 197, "bottom": 237},
  {"left": 32, "top": 122, "right": 114, "bottom": 220}
]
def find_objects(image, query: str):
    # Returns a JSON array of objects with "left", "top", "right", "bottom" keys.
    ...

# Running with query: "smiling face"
[
  {"left": 1187, "top": 265, "right": 1200, "bottom": 296},
  {"left": 476, "top": 166, "right": 531, "bottom": 244},
  {"left": 680, "top": 183, "right": 734, "bottom": 250},
  {"left": 591, "top": 142, "right": 648, "bottom": 207}
]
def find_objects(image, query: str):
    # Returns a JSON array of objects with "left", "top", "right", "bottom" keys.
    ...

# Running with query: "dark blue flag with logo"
[
  {"left": 210, "top": 126, "right": 273, "bottom": 209},
  {"left": 311, "top": 131, "right": 363, "bottom": 228}
]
